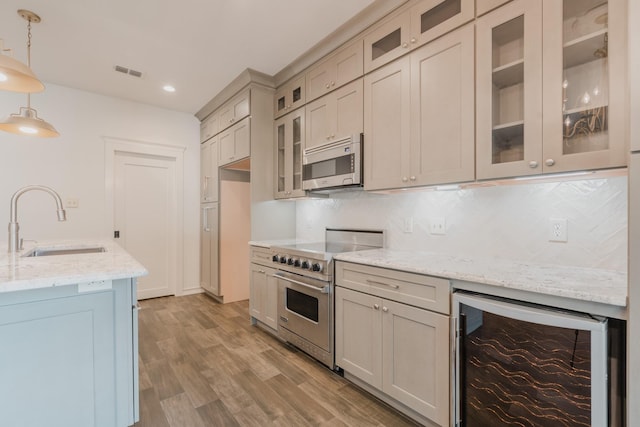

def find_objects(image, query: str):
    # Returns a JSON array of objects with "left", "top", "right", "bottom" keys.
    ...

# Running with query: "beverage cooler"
[{"left": 453, "top": 291, "right": 624, "bottom": 427}]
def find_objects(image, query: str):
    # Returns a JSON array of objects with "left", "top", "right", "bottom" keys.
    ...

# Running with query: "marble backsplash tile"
[{"left": 295, "top": 176, "right": 627, "bottom": 271}]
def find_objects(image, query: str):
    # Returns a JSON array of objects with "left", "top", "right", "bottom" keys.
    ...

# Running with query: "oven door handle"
[{"left": 272, "top": 273, "right": 330, "bottom": 294}]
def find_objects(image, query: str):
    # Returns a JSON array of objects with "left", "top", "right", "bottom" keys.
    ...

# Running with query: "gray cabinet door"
[{"left": 0, "top": 289, "right": 117, "bottom": 427}]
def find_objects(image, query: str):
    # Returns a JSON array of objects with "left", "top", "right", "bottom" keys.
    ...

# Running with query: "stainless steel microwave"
[{"left": 302, "top": 133, "right": 362, "bottom": 191}]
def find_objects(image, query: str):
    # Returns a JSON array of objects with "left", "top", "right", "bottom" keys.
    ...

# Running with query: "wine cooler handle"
[{"left": 459, "top": 312, "right": 467, "bottom": 427}]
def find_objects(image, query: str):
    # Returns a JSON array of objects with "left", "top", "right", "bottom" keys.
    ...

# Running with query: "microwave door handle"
[{"left": 271, "top": 273, "right": 330, "bottom": 294}]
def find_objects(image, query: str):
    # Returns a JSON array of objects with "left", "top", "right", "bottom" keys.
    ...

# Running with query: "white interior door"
[{"left": 114, "top": 152, "right": 177, "bottom": 299}]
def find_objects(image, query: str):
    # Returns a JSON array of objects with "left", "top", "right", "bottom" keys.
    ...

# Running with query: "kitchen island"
[{"left": 0, "top": 240, "right": 147, "bottom": 427}]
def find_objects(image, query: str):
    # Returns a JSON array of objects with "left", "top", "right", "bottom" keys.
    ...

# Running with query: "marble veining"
[
  {"left": 0, "top": 240, "right": 147, "bottom": 293},
  {"left": 335, "top": 249, "right": 627, "bottom": 307}
]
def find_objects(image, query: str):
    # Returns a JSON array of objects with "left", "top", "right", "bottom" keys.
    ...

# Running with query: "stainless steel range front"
[{"left": 270, "top": 229, "right": 384, "bottom": 369}]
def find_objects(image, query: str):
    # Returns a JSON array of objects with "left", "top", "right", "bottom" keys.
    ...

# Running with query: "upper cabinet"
[
  {"left": 274, "top": 108, "right": 306, "bottom": 199},
  {"left": 274, "top": 75, "right": 305, "bottom": 119},
  {"left": 306, "top": 40, "right": 364, "bottom": 103},
  {"left": 365, "top": 24, "right": 475, "bottom": 191},
  {"left": 477, "top": 0, "right": 627, "bottom": 180},
  {"left": 364, "top": 0, "right": 474, "bottom": 73},
  {"left": 219, "top": 117, "right": 251, "bottom": 166},
  {"left": 200, "top": 112, "right": 219, "bottom": 143},
  {"left": 218, "top": 89, "right": 250, "bottom": 132},
  {"left": 476, "top": 0, "right": 543, "bottom": 179},
  {"left": 306, "top": 79, "right": 364, "bottom": 150},
  {"left": 541, "top": 0, "right": 627, "bottom": 173}
]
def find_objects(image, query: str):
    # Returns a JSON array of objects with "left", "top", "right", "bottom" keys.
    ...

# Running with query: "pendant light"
[
  {"left": 0, "top": 10, "right": 59, "bottom": 138},
  {"left": 0, "top": 39, "right": 44, "bottom": 93}
]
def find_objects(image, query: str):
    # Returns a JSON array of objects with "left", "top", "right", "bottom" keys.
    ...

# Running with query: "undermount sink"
[{"left": 23, "top": 247, "right": 107, "bottom": 257}]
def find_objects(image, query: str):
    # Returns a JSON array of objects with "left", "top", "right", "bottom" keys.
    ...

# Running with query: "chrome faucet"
[{"left": 8, "top": 185, "right": 67, "bottom": 253}]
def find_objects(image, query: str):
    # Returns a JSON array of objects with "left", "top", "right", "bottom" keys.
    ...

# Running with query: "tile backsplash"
[{"left": 296, "top": 176, "right": 627, "bottom": 271}]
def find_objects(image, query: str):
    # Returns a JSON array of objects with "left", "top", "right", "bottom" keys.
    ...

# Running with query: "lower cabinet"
[
  {"left": 249, "top": 246, "right": 278, "bottom": 331},
  {"left": 335, "top": 261, "right": 450, "bottom": 427},
  {"left": 0, "top": 279, "right": 138, "bottom": 427}
]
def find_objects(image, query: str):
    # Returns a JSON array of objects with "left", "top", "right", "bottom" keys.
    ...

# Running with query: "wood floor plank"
[
  {"left": 196, "top": 399, "right": 241, "bottom": 426},
  {"left": 135, "top": 294, "right": 421, "bottom": 427},
  {"left": 160, "top": 392, "right": 207, "bottom": 427},
  {"left": 145, "top": 359, "right": 184, "bottom": 401},
  {"left": 137, "top": 387, "right": 171, "bottom": 427},
  {"left": 265, "top": 373, "right": 334, "bottom": 424},
  {"left": 172, "top": 360, "right": 219, "bottom": 408}
]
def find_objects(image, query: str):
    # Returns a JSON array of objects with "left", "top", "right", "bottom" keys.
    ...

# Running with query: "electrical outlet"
[
  {"left": 66, "top": 198, "right": 79, "bottom": 208},
  {"left": 403, "top": 217, "right": 413, "bottom": 233},
  {"left": 429, "top": 217, "right": 446, "bottom": 235},
  {"left": 549, "top": 218, "right": 568, "bottom": 242}
]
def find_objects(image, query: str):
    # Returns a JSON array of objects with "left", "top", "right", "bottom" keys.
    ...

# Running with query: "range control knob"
[
  {"left": 272, "top": 254, "right": 279, "bottom": 263},
  {"left": 311, "top": 263, "right": 323, "bottom": 272},
  {"left": 301, "top": 260, "right": 310, "bottom": 269},
  {"left": 293, "top": 259, "right": 301, "bottom": 267},
  {"left": 279, "top": 256, "right": 287, "bottom": 264},
  {"left": 287, "top": 257, "right": 296, "bottom": 266}
]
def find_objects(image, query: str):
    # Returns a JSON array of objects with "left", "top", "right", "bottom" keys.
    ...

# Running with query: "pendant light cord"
[{"left": 26, "top": 18, "right": 32, "bottom": 109}]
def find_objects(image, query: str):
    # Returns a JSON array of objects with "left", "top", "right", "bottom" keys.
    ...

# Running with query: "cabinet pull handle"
[
  {"left": 203, "top": 176, "right": 209, "bottom": 199},
  {"left": 545, "top": 158, "right": 555, "bottom": 167},
  {"left": 382, "top": 306, "right": 389, "bottom": 313},
  {"left": 330, "top": 81, "right": 335, "bottom": 87},
  {"left": 402, "top": 177, "right": 408, "bottom": 182},
  {"left": 529, "top": 161, "right": 539, "bottom": 168},
  {"left": 202, "top": 207, "right": 212, "bottom": 232},
  {"left": 410, "top": 176, "right": 416, "bottom": 181},
  {"left": 258, "top": 270, "right": 265, "bottom": 274},
  {"left": 374, "top": 304, "right": 380, "bottom": 310},
  {"left": 402, "top": 42, "right": 408, "bottom": 48},
  {"left": 366, "top": 279, "right": 399, "bottom": 289},
  {"left": 325, "top": 83, "right": 330, "bottom": 89},
  {"left": 410, "top": 37, "right": 417, "bottom": 44}
]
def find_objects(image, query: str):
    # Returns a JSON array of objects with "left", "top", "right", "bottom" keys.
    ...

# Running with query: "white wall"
[
  {"left": 296, "top": 176, "right": 627, "bottom": 271},
  {"left": 0, "top": 83, "right": 201, "bottom": 293}
]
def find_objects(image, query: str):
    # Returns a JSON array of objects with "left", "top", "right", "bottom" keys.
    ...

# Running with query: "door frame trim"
[{"left": 104, "top": 136, "right": 186, "bottom": 296}]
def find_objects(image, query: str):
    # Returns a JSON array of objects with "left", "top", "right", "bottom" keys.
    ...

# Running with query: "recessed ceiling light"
[
  {"left": 163, "top": 85, "right": 176, "bottom": 93},
  {"left": 0, "top": 72, "right": 8, "bottom": 82}
]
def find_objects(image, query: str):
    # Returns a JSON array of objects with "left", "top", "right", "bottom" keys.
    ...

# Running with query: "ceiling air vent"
[{"left": 114, "top": 65, "right": 144, "bottom": 78}]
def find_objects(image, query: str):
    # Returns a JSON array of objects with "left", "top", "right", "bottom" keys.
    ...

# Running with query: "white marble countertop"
[
  {"left": 335, "top": 249, "right": 627, "bottom": 307},
  {"left": 0, "top": 240, "right": 148, "bottom": 293}
]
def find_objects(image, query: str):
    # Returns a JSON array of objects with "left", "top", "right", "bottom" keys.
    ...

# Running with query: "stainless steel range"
[{"left": 270, "top": 228, "right": 384, "bottom": 369}]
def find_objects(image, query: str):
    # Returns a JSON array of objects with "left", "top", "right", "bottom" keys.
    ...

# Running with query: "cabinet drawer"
[
  {"left": 335, "top": 261, "right": 450, "bottom": 314},
  {"left": 250, "top": 246, "right": 272, "bottom": 266}
]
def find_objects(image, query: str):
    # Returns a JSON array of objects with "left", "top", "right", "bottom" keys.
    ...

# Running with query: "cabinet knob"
[
  {"left": 545, "top": 158, "right": 555, "bottom": 167},
  {"left": 410, "top": 37, "right": 417, "bottom": 44},
  {"left": 402, "top": 42, "right": 408, "bottom": 48},
  {"left": 374, "top": 304, "right": 380, "bottom": 310},
  {"left": 382, "top": 306, "right": 389, "bottom": 313},
  {"left": 528, "top": 161, "right": 539, "bottom": 169},
  {"left": 229, "top": 118, "right": 234, "bottom": 123},
  {"left": 402, "top": 177, "right": 408, "bottom": 182},
  {"left": 410, "top": 176, "right": 416, "bottom": 181},
  {"left": 331, "top": 81, "right": 335, "bottom": 87},
  {"left": 330, "top": 134, "right": 335, "bottom": 139},
  {"left": 325, "top": 84, "right": 330, "bottom": 89}
]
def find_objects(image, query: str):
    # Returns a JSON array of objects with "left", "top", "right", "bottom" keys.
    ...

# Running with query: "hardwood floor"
[{"left": 134, "top": 294, "right": 420, "bottom": 427}]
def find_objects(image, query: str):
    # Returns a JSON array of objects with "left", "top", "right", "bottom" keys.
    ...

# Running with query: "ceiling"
[{"left": 0, "top": 0, "right": 376, "bottom": 114}]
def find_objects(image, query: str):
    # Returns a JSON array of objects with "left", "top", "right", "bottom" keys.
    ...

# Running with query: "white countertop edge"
[
  {"left": 334, "top": 249, "right": 627, "bottom": 308},
  {"left": 0, "top": 239, "right": 148, "bottom": 293}
]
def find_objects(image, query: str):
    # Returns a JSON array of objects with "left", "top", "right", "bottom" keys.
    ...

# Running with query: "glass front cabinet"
[
  {"left": 274, "top": 108, "right": 306, "bottom": 199},
  {"left": 477, "top": 0, "right": 626, "bottom": 180}
]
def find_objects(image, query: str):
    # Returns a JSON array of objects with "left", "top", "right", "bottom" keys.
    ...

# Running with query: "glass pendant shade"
[
  {"left": 0, "top": 106, "right": 59, "bottom": 138},
  {"left": 0, "top": 49, "right": 45, "bottom": 93}
]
